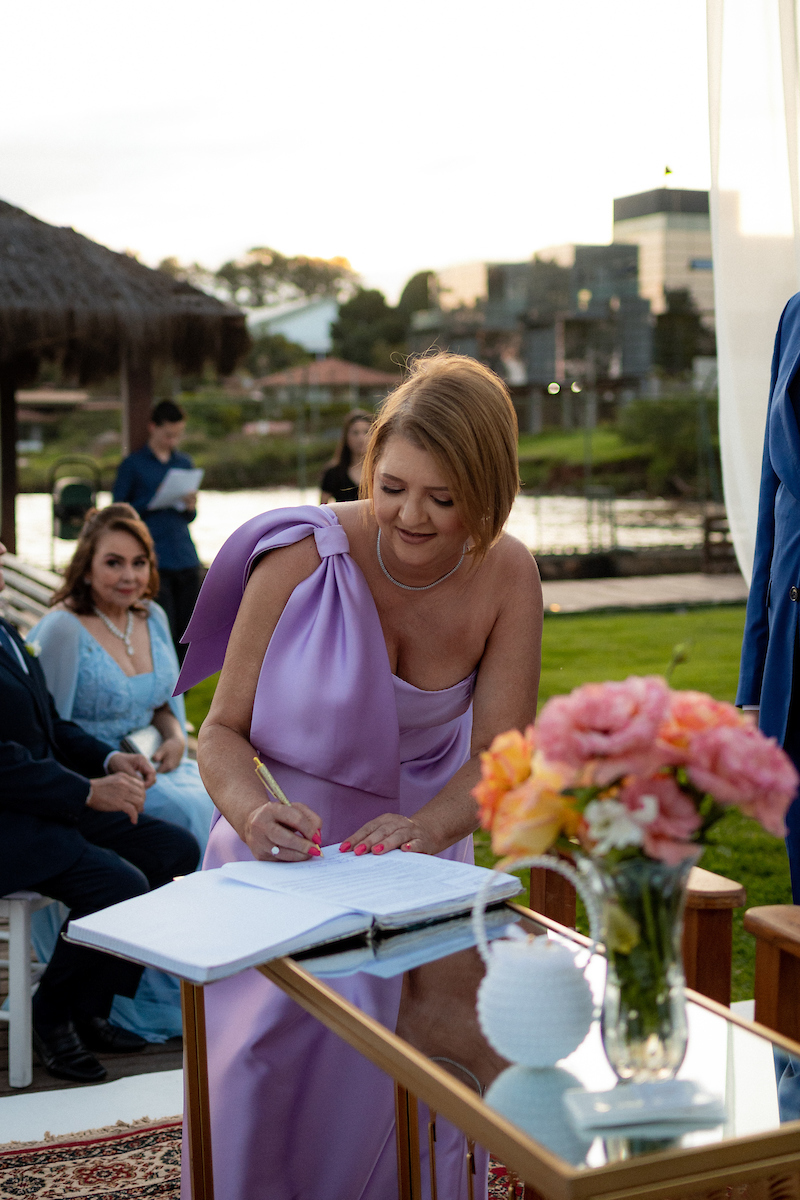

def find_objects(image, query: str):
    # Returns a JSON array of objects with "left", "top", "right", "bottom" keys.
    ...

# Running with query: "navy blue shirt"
[{"left": 113, "top": 445, "right": 200, "bottom": 571}]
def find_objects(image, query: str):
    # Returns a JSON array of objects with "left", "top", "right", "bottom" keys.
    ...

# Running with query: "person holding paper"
[
  {"left": 177, "top": 353, "right": 542, "bottom": 1200},
  {"left": 112, "top": 399, "right": 201, "bottom": 660}
]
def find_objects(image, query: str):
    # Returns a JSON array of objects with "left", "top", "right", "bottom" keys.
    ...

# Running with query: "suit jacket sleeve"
[
  {"left": 0, "top": 735, "right": 94, "bottom": 823},
  {"left": 0, "top": 628, "right": 114, "bottom": 824},
  {"left": 736, "top": 307, "right": 786, "bottom": 706}
]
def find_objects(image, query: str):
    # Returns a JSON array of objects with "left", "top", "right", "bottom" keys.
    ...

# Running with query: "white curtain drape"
[{"left": 707, "top": 0, "right": 800, "bottom": 583}]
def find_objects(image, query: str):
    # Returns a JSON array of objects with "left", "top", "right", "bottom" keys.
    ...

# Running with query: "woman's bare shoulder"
[
  {"left": 331, "top": 500, "right": 373, "bottom": 548},
  {"left": 487, "top": 531, "right": 540, "bottom": 582},
  {"left": 244, "top": 533, "right": 321, "bottom": 602}
]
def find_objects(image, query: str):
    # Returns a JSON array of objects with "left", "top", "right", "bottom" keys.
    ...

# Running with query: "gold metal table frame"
[{"left": 180, "top": 905, "right": 800, "bottom": 1200}]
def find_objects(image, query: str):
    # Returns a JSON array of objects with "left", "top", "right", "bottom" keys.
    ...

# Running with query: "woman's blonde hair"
[
  {"left": 361, "top": 353, "right": 519, "bottom": 559},
  {"left": 51, "top": 503, "right": 159, "bottom": 614}
]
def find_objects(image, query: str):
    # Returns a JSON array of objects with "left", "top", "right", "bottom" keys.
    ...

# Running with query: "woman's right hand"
[{"left": 244, "top": 800, "right": 323, "bottom": 861}]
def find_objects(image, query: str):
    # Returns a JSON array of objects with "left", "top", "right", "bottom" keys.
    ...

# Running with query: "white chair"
[{"left": 0, "top": 891, "right": 54, "bottom": 1087}]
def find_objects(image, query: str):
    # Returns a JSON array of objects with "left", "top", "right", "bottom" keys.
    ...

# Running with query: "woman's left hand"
[
  {"left": 153, "top": 736, "right": 185, "bottom": 773},
  {"left": 340, "top": 813, "right": 437, "bottom": 856}
]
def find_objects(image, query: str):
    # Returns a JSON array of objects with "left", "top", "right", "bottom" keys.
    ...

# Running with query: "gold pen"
[{"left": 253, "top": 756, "right": 323, "bottom": 856}]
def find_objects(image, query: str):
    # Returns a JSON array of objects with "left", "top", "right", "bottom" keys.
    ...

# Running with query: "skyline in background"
[{"left": 0, "top": 0, "right": 711, "bottom": 302}]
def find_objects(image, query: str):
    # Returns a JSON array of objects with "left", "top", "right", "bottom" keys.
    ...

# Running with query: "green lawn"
[
  {"left": 185, "top": 603, "right": 789, "bottom": 1002},
  {"left": 517, "top": 429, "right": 648, "bottom": 467}
]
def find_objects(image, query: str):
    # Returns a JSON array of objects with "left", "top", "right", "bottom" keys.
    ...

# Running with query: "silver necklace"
[
  {"left": 93, "top": 606, "right": 135, "bottom": 656},
  {"left": 376, "top": 530, "right": 465, "bottom": 592}
]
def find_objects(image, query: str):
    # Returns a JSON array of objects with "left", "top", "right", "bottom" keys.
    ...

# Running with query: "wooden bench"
[
  {"left": 0, "top": 553, "right": 60, "bottom": 634},
  {"left": 530, "top": 862, "right": 746, "bottom": 1006},
  {"left": 743, "top": 905, "right": 800, "bottom": 1041}
]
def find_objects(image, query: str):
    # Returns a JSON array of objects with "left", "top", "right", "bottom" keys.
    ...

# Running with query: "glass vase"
[{"left": 581, "top": 854, "right": 696, "bottom": 1083}]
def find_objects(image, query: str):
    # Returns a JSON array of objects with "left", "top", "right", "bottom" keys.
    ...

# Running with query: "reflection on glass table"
[{"left": 294, "top": 906, "right": 795, "bottom": 1177}]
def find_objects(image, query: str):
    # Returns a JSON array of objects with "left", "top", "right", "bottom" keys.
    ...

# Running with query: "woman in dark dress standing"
[{"left": 320, "top": 409, "right": 373, "bottom": 502}]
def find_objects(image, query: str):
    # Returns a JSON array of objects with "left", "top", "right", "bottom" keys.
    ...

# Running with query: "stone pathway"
[{"left": 540, "top": 572, "right": 749, "bottom": 615}]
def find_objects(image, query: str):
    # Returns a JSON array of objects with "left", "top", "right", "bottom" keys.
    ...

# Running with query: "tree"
[
  {"left": 157, "top": 256, "right": 215, "bottom": 292},
  {"left": 397, "top": 270, "right": 435, "bottom": 316},
  {"left": 213, "top": 248, "right": 356, "bottom": 309},
  {"left": 158, "top": 250, "right": 357, "bottom": 311},
  {"left": 653, "top": 289, "right": 716, "bottom": 375},
  {"left": 246, "top": 332, "right": 312, "bottom": 378},
  {"left": 330, "top": 288, "right": 408, "bottom": 370}
]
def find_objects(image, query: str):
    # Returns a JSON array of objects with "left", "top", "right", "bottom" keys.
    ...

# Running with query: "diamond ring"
[{"left": 271, "top": 845, "right": 281, "bottom": 857}]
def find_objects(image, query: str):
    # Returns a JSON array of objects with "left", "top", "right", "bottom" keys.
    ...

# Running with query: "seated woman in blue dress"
[{"left": 26, "top": 503, "right": 214, "bottom": 1040}]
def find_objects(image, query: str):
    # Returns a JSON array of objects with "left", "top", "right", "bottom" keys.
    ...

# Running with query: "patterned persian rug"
[
  {"left": 0, "top": 1118, "right": 181, "bottom": 1198},
  {"left": 0, "top": 1121, "right": 523, "bottom": 1200},
  {"left": 488, "top": 1158, "right": 524, "bottom": 1198}
]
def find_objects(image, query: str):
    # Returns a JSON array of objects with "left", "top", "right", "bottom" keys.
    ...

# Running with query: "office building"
[{"left": 612, "top": 188, "right": 713, "bottom": 321}]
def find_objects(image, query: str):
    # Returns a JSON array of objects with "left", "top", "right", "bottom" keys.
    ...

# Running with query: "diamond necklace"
[
  {"left": 93, "top": 606, "right": 135, "bottom": 656},
  {"left": 376, "top": 530, "right": 465, "bottom": 592}
]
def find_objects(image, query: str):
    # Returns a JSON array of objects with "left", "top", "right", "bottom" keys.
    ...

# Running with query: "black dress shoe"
[
  {"left": 75, "top": 1016, "right": 148, "bottom": 1054},
  {"left": 33, "top": 1021, "right": 107, "bottom": 1083}
]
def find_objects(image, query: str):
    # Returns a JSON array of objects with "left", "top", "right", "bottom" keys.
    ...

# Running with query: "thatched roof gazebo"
[{"left": 0, "top": 199, "right": 249, "bottom": 551}]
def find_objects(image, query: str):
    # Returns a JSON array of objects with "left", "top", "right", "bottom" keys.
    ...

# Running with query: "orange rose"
[
  {"left": 658, "top": 690, "right": 745, "bottom": 761},
  {"left": 474, "top": 728, "right": 535, "bottom": 828},
  {"left": 490, "top": 753, "right": 581, "bottom": 865}
]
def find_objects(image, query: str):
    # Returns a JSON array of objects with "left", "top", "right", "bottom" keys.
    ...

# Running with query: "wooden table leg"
[
  {"left": 181, "top": 981, "right": 214, "bottom": 1200},
  {"left": 529, "top": 867, "right": 576, "bottom": 929},
  {"left": 394, "top": 1082, "right": 422, "bottom": 1200}
]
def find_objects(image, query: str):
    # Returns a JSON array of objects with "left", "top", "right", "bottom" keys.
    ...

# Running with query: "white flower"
[
  {"left": 584, "top": 794, "right": 658, "bottom": 856},
  {"left": 25, "top": 639, "right": 42, "bottom": 658}
]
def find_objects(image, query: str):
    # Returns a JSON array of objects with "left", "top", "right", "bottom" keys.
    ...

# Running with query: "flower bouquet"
[{"left": 473, "top": 677, "right": 798, "bottom": 1082}]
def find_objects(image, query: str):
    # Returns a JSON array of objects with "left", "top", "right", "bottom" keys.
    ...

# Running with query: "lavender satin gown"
[{"left": 176, "top": 507, "right": 488, "bottom": 1200}]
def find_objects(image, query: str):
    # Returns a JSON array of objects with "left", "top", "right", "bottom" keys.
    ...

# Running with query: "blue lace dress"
[{"left": 25, "top": 604, "right": 215, "bottom": 1041}]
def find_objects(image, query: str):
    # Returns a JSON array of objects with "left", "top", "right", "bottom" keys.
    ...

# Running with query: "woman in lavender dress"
[{"left": 177, "top": 354, "right": 543, "bottom": 1200}]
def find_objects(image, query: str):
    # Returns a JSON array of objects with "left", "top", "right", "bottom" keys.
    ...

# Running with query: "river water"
[{"left": 16, "top": 489, "right": 705, "bottom": 572}]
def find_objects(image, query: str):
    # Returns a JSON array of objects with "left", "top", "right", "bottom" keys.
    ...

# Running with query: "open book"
[{"left": 65, "top": 847, "right": 522, "bottom": 984}]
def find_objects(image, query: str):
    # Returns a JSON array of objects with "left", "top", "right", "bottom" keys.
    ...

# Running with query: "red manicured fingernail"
[
  {"left": 373, "top": 844, "right": 385, "bottom": 854},
  {"left": 354, "top": 843, "right": 367, "bottom": 856},
  {"left": 339, "top": 841, "right": 351, "bottom": 852},
  {"left": 402, "top": 843, "right": 412, "bottom": 851},
  {"left": 308, "top": 845, "right": 321, "bottom": 857},
  {"left": 312, "top": 831, "right": 322, "bottom": 845}
]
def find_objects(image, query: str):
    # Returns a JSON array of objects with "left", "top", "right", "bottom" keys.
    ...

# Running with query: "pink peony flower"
[
  {"left": 618, "top": 774, "right": 701, "bottom": 864},
  {"left": 687, "top": 726, "right": 799, "bottom": 837},
  {"left": 536, "top": 676, "right": 672, "bottom": 783}
]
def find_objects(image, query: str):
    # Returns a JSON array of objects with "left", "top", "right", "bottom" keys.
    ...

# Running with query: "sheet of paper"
[
  {"left": 222, "top": 845, "right": 522, "bottom": 925},
  {"left": 146, "top": 467, "right": 204, "bottom": 511},
  {"left": 65, "top": 871, "right": 369, "bottom": 982}
]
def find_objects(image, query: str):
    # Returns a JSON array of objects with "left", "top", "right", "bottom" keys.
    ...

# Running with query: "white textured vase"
[
  {"left": 476, "top": 937, "right": 594, "bottom": 1067},
  {"left": 472, "top": 854, "right": 601, "bottom": 1069}
]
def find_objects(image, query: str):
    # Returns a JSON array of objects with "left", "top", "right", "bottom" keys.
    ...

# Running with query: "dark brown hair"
[
  {"left": 330, "top": 408, "right": 373, "bottom": 470},
  {"left": 361, "top": 353, "right": 519, "bottom": 560},
  {"left": 52, "top": 503, "right": 159, "bottom": 614}
]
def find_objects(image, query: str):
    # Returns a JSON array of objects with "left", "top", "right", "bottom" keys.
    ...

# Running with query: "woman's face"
[
  {"left": 346, "top": 419, "right": 371, "bottom": 460},
  {"left": 87, "top": 530, "right": 151, "bottom": 611},
  {"left": 372, "top": 435, "right": 469, "bottom": 572}
]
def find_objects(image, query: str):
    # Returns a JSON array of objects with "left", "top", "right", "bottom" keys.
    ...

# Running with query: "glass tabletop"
[{"left": 292, "top": 905, "right": 796, "bottom": 1172}]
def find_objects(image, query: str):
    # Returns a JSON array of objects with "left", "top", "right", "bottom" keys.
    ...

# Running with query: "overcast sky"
[{"left": 0, "top": 0, "right": 710, "bottom": 300}]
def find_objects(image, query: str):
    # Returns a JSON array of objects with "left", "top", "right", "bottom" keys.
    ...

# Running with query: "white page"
[
  {"left": 66, "top": 871, "right": 369, "bottom": 983},
  {"left": 147, "top": 467, "right": 204, "bottom": 511},
  {"left": 222, "top": 845, "right": 522, "bottom": 926}
]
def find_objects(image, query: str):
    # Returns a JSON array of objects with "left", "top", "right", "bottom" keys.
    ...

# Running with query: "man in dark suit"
[{"left": 0, "top": 541, "right": 200, "bottom": 1082}]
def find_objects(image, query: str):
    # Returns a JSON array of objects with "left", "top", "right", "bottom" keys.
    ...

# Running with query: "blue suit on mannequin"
[{"left": 737, "top": 291, "right": 800, "bottom": 900}]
